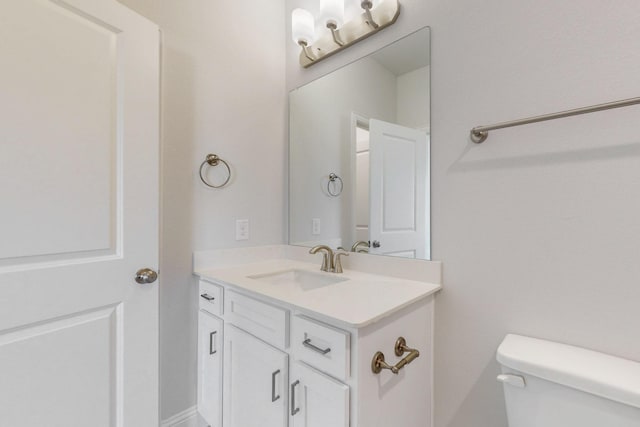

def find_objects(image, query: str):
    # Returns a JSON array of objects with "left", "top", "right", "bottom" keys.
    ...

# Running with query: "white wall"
[
  {"left": 397, "top": 66, "right": 430, "bottom": 130},
  {"left": 118, "top": 0, "right": 286, "bottom": 420},
  {"left": 287, "top": 1, "right": 640, "bottom": 427}
]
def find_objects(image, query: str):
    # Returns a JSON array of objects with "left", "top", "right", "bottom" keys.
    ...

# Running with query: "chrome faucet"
[{"left": 309, "top": 245, "right": 334, "bottom": 272}]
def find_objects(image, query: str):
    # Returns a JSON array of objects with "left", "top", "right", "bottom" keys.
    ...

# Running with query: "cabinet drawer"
[
  {"left": 224, "top": 290, "right": 288, "bottom": 350},
  {"left": 291, "top": 315, "right": 350, "bottom": 381},
  {"left": 199, "top": 280, "right": 223, "bottom": 316}
]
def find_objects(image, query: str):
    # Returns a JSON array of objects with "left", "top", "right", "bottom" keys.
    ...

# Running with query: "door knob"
[
  {"left": 372, "top": 240, "right": 381, "bottom": 248},
  {"left": 135, "top": 268, "right": 158, "bottom": 284}
]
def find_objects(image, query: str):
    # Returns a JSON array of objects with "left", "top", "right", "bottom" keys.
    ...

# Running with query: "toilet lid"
[{"left": 497, "top": 334, "right": 640, "bottom": 409}]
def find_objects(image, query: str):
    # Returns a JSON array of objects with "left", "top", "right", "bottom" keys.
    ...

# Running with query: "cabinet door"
[
  {"left": 290, "top": 362, "right": 349, "bottom": 427},
  {"left": 198, "top": 311, "right": 223, "bottom": 426},
  {"left": 223, "top": 325, "right": 288, "bottom": 427}
]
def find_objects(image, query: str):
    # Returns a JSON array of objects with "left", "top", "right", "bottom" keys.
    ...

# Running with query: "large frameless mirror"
[{"left": 289, "top": 27, "right": 431, "bottom": 260}]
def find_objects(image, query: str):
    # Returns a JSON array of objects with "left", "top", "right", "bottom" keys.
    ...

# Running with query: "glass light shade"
[
  {"left": 291, "top": 8, "right": 315, "bottom": 45},
  {"left": 344, "top": 0, "right": 361, "bottom": 21},
  {"left": 319, "top": 0, "right": 344, "bottom": 28}
]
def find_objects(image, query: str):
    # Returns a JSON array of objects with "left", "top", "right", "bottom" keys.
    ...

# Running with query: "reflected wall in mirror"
[{"left": 289, "top": 27, "right": 430, "bottom": 260}]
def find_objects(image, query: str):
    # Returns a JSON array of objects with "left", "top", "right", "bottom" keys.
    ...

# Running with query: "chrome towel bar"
[{"left": 470, "top": 96, "right": 640, "bottom": 143}]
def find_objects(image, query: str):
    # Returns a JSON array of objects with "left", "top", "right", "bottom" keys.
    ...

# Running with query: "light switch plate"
[
  {"left": 235, "top": 219, "right": 249, "bottom": 240},
  {"left": 312, "top": 218, "right": 321, "bottom": 235}
]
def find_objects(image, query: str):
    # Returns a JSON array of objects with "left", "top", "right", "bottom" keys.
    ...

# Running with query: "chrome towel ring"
[
  {"left": 327, "top": 173, "right": 343, "bottom": 197},
  {"left": 199, "top": 154, "right": 231, "bottom": 188}
]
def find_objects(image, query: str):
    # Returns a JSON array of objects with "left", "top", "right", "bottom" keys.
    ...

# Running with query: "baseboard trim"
[{"left": 160, "top": 406, "right": 198, "bottom": 427}]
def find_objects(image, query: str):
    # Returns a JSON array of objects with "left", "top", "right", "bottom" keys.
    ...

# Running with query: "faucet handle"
[
  {"left": 333, "top": 251, "right": 349, "bottom": 273},
  {"left": 309, "top": 245, "right": 332, "bottom": 272}
]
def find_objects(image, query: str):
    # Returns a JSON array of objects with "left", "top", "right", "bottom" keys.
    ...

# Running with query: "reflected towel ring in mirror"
[
  {"left": 327, "top": 173, "right": 343, "bottom": 197},
  {"left": 199, "top": 154, "right": 231, "bottom": 188}
]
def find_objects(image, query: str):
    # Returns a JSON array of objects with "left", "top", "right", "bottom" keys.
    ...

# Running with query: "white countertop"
[{"left": 195, "top": 258, "right": 441, "bottom": 328}]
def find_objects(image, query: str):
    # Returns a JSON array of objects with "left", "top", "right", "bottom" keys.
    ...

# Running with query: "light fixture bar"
[{"left": 299, "top": 0, "right": 400, "bottom": 68}]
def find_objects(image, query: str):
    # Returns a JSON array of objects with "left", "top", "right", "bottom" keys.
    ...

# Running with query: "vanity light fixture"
[{"left": 291, "top": 0, "right": 401, "bottom": 68}]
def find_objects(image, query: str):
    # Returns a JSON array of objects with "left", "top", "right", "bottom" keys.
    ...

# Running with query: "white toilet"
[{"left": 496, "top": 334, "right": 640, "bottom": 427}]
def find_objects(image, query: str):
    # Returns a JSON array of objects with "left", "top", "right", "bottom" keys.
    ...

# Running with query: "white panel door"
[
  {"left": 369, "top": 119, "right": 429, "bottom": 259},
  {"left": 223, "top": 325, "right": 289, "bottom": 427},
  {"left": 0, "top": 1, "right": 159, "bottom": 426},
  {"left": 289, "top": 362, "right": 349, "bottom": 427},
  {"left": 198, "top": 311, "right": 223, "bottom": 427}
]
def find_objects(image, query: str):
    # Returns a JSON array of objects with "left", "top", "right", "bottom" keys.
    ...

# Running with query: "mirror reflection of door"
[
  {"left": 351, "top": 117, "right": 430, "bottom": 259},
  {"left": 369, "top": 119, "right": 429, "bottom": 259}
]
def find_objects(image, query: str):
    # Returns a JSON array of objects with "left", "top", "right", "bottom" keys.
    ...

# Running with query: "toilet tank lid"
[{"left": 497, "top": 334, "right": 640, "bottom": 409}]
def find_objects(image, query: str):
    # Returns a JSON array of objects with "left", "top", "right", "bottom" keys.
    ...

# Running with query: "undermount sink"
[{"left": 248, "top": 269, "right": 348, "bottom": 291}]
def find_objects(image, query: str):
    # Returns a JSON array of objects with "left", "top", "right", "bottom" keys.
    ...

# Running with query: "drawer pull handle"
[
  {"left": 200, "top": 293, "right": 215, "bottom": 301},
  {"left": 290, "top": 380, "right": 300, "bottom": 415},
  {"left": 303, "top": 338, "right": 331, "bottom": 355},
  {"left": 209, "top": 331, "right": 217, "bottom": 355},
  {"left": 271, "top": 370, "right": 281, "bottom": 402}
]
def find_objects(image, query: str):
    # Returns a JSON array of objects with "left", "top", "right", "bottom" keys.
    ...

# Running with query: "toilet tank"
[{"left": 496, "top": 334, "right": 640, "bottom": 427}]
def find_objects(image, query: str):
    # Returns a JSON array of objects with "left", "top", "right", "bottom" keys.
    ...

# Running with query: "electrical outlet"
[
  {"left": 235, "top": 219, "right": 249, "bottom": 241},
  {"left": 312, "top": 218, "right": 321, "bottom": 235}
]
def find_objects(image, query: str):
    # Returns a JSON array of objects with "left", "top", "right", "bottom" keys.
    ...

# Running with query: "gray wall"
[{"left": 287, "top": 0, "right": 640, "bottom": 426}]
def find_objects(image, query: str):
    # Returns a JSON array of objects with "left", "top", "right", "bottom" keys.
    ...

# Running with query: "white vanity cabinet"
[
  {"left": 198, "top": 283, "right": 352, "bottom": 427},
  {"left": 196, "top": 261, "right": 438, "bottom": 427},
  {"left": 223, "top": 325, "right": 289, "bottom": 427},
  {"left": 290, "top": 361, "right": 350, "bottom": 427},
  {"left": 197, "top": 310, "right": 223, "bottom": 427}
]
